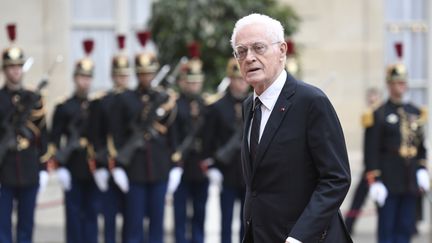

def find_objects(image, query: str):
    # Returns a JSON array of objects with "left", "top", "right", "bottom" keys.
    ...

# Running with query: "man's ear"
[{"left": 279, "top": 41, "right": 287, "bottom": 59}]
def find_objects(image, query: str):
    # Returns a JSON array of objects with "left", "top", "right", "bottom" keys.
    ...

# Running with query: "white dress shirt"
[
  {"left": 248, "top": 70, "right": 302, "bottom": 243},
  {"left": 248, "top": 70, "right": 286, "bottom": 145}
]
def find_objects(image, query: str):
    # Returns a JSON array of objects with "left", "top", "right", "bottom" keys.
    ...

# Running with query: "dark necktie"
[{"left": 250, "top": 97, "right": 262, "bottom": 164}]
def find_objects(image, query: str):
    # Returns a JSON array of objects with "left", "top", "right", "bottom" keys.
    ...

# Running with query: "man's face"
[
  {"left": 137, "top": 72, "right": 155, "bottom": 88},
  {"left": 74, "top": 74, "right": 92, "bottom": 94},
  {"left": 234, "top": 24, "right": 286, "bottom": 91},
  {"left": 3, "top": 65, "right": 23, "bottom": 85},
  {"left": 185, "top": 81, "right": 203, "bottom": 95},
  {"left": 387, "top": 80, "right": 407, "bottom": 99},
  {"left": 112, "top": 74, "right": 129, "bottom": 88}
]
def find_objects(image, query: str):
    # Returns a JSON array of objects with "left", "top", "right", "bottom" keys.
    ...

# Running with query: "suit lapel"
[{"left": 252, "top": 74, "right": 297, "bottom": 174}]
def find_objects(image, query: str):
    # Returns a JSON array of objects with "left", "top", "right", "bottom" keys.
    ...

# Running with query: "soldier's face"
[
  {"left": 74, "top": 74, "right": 92, "bottom": 93},
  {"left": 234, "top": 24, "right": 286, "bottom": 94},
  {"left": 3, "top": 65, "right": 23, "bottom": 85},
  {"left": 113, "top": 74, "right": 129, "bottom": 88},
  {"left": 137, "top": 73, "right": 154, "bottom": 88},
  {"left": 185, "top": 81, "right": 203, "bottom": 95},
  {"left": 388, "top": 80, "right": 407, "bottom": 99}
]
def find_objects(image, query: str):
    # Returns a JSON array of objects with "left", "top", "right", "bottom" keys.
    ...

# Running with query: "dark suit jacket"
[{"left": 241, "top": 73, "right": 352, "bottom": 243}]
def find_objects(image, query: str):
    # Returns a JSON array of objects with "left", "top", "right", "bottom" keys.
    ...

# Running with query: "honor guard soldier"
[
  {"left": 48, "top": 39, "right": 99, "bottom": 243},
  {"left": 110, "top": 31, "right": 177, "bottom": 243},
  {"left": 344, "top": 87, "right": 382, "bottom": 234},
  {"left": 0, "top": 23, "right": 49, "bottom": 243},
  {"left": 88, "top": 34, "right": 130, "bottom": 243},
  {"left": 203, "top": 58, "right": 250, "bottom": 243},
  {"left": 168, "top": 41, "right": 210, "bottom": 243},
  {"left": 366, "top": 42, "right": 429, "bottom": 243}
]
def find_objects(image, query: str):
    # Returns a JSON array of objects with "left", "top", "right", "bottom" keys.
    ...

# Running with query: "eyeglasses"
[{"left": 233, "top": 41, "right": 280, "bottom": 60}]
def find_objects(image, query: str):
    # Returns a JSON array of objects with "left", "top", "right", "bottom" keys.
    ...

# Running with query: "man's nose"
[{"left": 244, "top": 48, "right": 257, "bottom": 62}]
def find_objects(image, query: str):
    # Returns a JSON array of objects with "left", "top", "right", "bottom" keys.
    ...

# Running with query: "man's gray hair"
[{"left": 230, "top": 13, "right": 285, "bottom": 49}]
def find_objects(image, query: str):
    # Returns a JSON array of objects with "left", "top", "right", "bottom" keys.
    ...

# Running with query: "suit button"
[
  {"left": 252, "top": 191, "right": 257, "bottom": 197},
  {"left": 246, "top": 220, "right": 250, "bottom": 225}
]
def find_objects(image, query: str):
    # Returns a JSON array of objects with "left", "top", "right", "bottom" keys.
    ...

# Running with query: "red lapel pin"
[{"left": 280, "top": 107, "right": 286, "bottom": 112}]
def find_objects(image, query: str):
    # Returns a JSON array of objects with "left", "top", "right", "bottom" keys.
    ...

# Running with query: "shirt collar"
[{"left": 254, "top": 70, "right": 287, "bottom": 111}]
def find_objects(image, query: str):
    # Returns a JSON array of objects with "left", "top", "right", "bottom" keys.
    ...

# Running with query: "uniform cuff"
[{"left": 286, "top": 236, "right": 302, "bottom": 243}]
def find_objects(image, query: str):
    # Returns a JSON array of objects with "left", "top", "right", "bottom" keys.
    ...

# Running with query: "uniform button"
[{"left": 252, "top": 191, "right": 257, "bottom": 197}]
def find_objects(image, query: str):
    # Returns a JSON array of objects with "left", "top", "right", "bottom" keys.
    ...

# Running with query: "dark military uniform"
[
  {"left": 365, "top": 57, "right": 428, "bottom": 243},
  {"left": 87, "top": 34, "right": 130, "bottom": 243},
  {"left": 0, "top": 87, "right": 48, "bottom": 243},
  {"left": 50, "top": 39, "right": 98, "bottom": 243},
  {"left": 51, "top": 94, "right": 99, "bottom": 243},
  {"left": 204, "top": 90, "right": 246, "bottom": 243},
  {"left": 111, "top": 86, "right": 176, "bottom": 243},
  {"left": 172, "top": 92, "right": 209, "bottom": 243},
  {"left": 171, "top": 49, "right": 209, "bottom": 243},
  {"left": 0, "top": 23, "right": 48, "bottom": 243},
  {"left": 366, "top": 101, "right": 427, "bottom": 193},
  {"left": 89, "top": 89, "right": 127, "bottom": 243},
  {"left": 111, "top": 36, "right": 176, "bottom": 243}
]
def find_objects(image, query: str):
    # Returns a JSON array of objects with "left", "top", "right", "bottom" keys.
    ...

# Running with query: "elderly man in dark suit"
[{"left": 231, "top": 13, "right": 352, "bottom": 243}]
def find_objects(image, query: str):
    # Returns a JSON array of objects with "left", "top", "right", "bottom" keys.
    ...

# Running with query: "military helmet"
[
  {"left": 179, "top": 41, "right": 204, "bottom": 83},
  {"left": 226, "top": 57, "right": 241, "bottom": 78},
  {"left": 74, "top": 39, "right": 95, "bottom": 77},
  {"left": 135, "top": 31, "right": 159, "bottom": 74},
  {"left": 386, "top": 42, "right": 407, "bottom": 83},
  {"left": 2, "top": 23, "right": 25, "bottom": 67},
  {"left": 112, "top": 34, "right": 130, "bottom": 76}
]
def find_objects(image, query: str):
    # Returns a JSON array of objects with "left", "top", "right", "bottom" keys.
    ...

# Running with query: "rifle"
[
  {"left": 115, "top": 91, "right": 171, "bottom": 166},
  {"left": 53, "top": 112, "right": 87, "bottom": 165},
  {"left": 151, "top": 65, "right": 171, "bottom": 88},
  {"left": 0, "top": 55, "right": 62, "bottom": 164},
  {"left": 0, "top": 78, "right": 49, "bottom": 165},
  {"left": 165, "top": 56, "right": 188, "bottom": 86},
  {"left": 113, "top": 57, "right": 184, "bottom": 166},
  {"left": 171, "top": 103, "right": 206, "bottom": 164},
  {"left": 214, "top": 126, "right": 242, "bottom": 165}
]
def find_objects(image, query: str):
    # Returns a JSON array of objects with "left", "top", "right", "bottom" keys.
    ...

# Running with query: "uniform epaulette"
[
  {"left": 89, "top": 90, "right": 107, "bottom": 101},
  {"left": 361, "top": 108, "right": 374, "bottom": 128},
  {"left": 203, "top": 92, "right": 223, "bottom": 106},
  {"left": 54, "top": 96, "right": 68, "bottom": 106},
  {"left": 23, "top": 84, "right": 36, "bottom": 92}
]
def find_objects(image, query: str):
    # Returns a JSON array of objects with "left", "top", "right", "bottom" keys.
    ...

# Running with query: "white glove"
[
  {"left": 93, "top": 168, "right": 110, "bottom": 192},
  {"left": 112, "top": 168, "right": 129, "bottom": 193},
  {"left": 369, "top": 181, "right": 388, "bottom": 207},
  {"left": 207, "top": 168, "right": 223, "bottom": 189},
  {"left": 56, "top": 167, "right": 72, "bottom": 191},
  {"left": 417, "top": 168, "right": 430, "bottom": 191},
  {"left": 38, "top": 171, "right": 49, "bottom": 192},
  {"left": 167, "top": 167, "right": 183, "bottom": 195}
]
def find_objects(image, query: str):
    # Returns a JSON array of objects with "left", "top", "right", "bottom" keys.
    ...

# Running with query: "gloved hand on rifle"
[
  {"left": 112, "top": 167, "right": 129, "bottom": 193},
  {"left": 167, "top": 166, "right": 183, "bottom": 195},
  {"left": 93, "top": 168, "right": 110, "bottom": 192},
  {"left": 38, "top": 170, "right": 49, "bottom": 192},
  {"left": 56, "top": 167, "right": 72, "bottom": 191}
]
